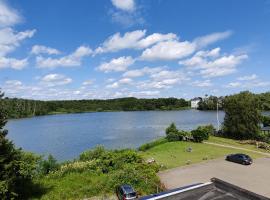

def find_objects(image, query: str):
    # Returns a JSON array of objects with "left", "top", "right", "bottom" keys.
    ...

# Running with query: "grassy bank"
[{"left": 140, "top": 136, "right": 267, "bottom": 169}]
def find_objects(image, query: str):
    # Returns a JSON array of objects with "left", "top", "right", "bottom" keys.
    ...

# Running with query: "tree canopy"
[{"left": 222, "top": 91, "right": 261, "bottom": 140}]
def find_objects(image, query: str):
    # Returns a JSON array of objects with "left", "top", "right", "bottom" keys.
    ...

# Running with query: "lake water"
[{"left": 5, "top": 110, "right": 270, "bottom": 161}]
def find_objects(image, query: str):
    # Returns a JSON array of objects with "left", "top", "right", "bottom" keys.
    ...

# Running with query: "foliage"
[
  {"left": 165, "top": 123, "right": 191, "bottom": 142},
  {"left": 37, "top": 155, "right": 59, "bottom": 175},
  {"left": 1, "top": 97, "right": 189, "bottom": 119},
  {"left": 261, "top": 115, "right": 270, "bottom": 127},
  {"left": 0, "top": 90, "right": 40, "bottom": 199},
  {"left": 36, "top": 147, "right": 161, "bottom": 199},
  {"left": 197, "top": 95, "right": 224, "bottom": 110},
  {"left": 222, "top": 91, "right": 261, "bottom": 140},
  {"left": 138, "top": 138, "right": 168, "bottom": 151},
  {"left": 191, "top": 126, "right": 210, "bottom": 143}
]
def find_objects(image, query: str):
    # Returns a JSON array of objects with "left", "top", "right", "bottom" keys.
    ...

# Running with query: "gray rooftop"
[{"left": 140, "top": 178, "right": 269, "bottom": 200}]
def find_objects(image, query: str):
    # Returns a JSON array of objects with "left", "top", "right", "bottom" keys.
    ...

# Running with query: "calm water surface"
[{"left": 6, "top": 110, "right": 269, "bottom": 161}]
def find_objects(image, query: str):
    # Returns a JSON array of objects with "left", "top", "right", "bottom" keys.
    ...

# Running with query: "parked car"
[
  {"left": 116, "top": 184, "right": 137, "bottom": 200},
  {"left": 226, "top": 153, "right": 252, "bottom": 165}
]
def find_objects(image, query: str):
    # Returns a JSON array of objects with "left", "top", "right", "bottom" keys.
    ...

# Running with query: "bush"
[
  {"left": 165, "top": 123, "right": 191, "bottom": 142},
  {"left": 262, "top": 115, "right": 270, "bottom": 127},
  {"left": 138, "top": 138, "right": 168, "bottom": 151},
  {"left": 37, "top": 155, "right": 59, "bottom": 175},
  {"left": 191, "top": 126, "right": 210, "bottom": 143}
]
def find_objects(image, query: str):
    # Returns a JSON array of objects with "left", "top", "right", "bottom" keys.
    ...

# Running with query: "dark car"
[
  {"left": 226, "top": 153, "right": 252, "bottom": 165},
  {"left": 116, "top": 184, "right": 137, "bottom": 200}
]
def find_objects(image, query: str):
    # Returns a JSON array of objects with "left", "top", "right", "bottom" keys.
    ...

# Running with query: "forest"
[{"left": 0, "top": 97, "right": 189, "bottom": 119}]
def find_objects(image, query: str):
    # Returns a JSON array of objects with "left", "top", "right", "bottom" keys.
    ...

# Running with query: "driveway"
[{"left": 159, "top": 157, "right": 270, "bottom": 198}]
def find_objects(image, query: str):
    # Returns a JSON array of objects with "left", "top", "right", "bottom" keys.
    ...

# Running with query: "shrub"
[
  {"left": 79, "top": 145, "right": 106, "bottom": 161},
  {"left": 37, "top": 155, "right": 59, "bottom": 175},
  {"left": 191, "top": 126, "right": 210, "bottom": 143},
  {"left": 262, "top": 115, "right": 270, "bottom": 127}
]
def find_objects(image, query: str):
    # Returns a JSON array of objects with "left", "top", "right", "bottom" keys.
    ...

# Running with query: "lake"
[
  {"left": 5, "top": 110, "right": 223, "bottom": 160},
  {"left": 5, "top": 110, "right": 269, "bottom": 161}
]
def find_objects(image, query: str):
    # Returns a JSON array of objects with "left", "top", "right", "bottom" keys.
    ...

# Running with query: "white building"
[{"left": 190, "top": 97, "right": 202, "bottom": 109}]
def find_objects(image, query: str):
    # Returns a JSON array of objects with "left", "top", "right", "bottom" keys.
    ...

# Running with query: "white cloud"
[
  {"left": 40, "top": 74, "right": 72, "bottom": 87},
  {"left": 0, "top": 27, "right": 36, "bottom": 56},
  {"left": 106, "top": 78, "right": 133, "bottom": 89},
  {"left": 237, "top": 74, "right": 258, "bottom": 81},
  {"left": 193, "top": 30, "right": 232, "bottom": 48},
  {"left": 140, "top": 40, "right": 196, "bottom": 61},
  {"left": 95, "top": 30, "right": 177, "bottom": 53},
  {"left": 191, "top": 80, "right": 212, "bottom": 87},
  {"left": 82, "top": 80, "right": 94, "bottom": 86},
  {"left": 123, "top": 66, "right": 163, "bottom": 77},
  {"left": 129, "top": 90, "right": 160, "bottom": 97},
  {"left": 225, "top": 80, "right": 270, "bottom": 88},
  {"left": 97, "top": 56, "right": 135, "bottom": 73},
  {"left": 137, "top": 70, "right": 190, "bottom": 89},
  {"left": 0, "top": 1, "right": 21, "bottom": 27},
  {"left": 31, "top": 45, "right": 61, "bottom": 55},
  {"left": 180, "top": 48, "right": 248, "bottom": 78},
  {"left": 36, "top": 46, "right": 92, "bottom": 68},
  {"left": 111, "top": 0, "right": 135, "bottom": 12},
  {"left": 5, "top": 80, "right": 23, "bottom": 87},
  {"left": 140, "top": 31, "right": 232, "bottom": 61},
  {"left": 0, "top": 57, "right": 28, "bottom": 69}
]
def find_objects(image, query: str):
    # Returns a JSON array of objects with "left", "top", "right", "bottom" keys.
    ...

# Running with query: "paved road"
[{"left": 159, "top": 157, "right": 270, "bottom": 198}]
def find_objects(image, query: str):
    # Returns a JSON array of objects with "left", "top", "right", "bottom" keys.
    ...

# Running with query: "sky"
[{"left": 0, "top": 0, "right": 270, "bottom": 100}]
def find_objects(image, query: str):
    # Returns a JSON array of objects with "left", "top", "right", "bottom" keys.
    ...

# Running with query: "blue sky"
[{"left": 0, "top": 0, "right": 270, "bottom": 100}]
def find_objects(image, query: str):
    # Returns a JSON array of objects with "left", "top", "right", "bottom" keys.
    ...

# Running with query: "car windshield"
[{"left": 126, "top": 192, "right": 136, "bottom": 198}]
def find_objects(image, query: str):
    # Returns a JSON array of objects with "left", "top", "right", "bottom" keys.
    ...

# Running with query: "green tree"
[
  {"left": 0, "top": 91, "right": 39, "bottom": 199},
  {"left": 165, "top": 123, "right": 179, "bottom": 141},
  {"left": 222, "top": 91, "right": 261, "bottom": 139}
]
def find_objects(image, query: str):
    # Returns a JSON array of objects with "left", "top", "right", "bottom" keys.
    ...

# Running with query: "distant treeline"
[
  {"left": 197, "top": 92, "right": 270, "bottom": 111},
  {"left": 1, "top": 97, "right": 190, "bottom": 119}
]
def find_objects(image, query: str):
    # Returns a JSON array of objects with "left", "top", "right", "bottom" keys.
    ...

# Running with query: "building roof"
[
  {"left": 261, "top": 126, "right": 270, "bottom": 131},
  {"left": 191, "top": 97, "right": 202, "bottom": 101},
  {"left": 139, "top": 178, "right": 269, "bottom": 200}
]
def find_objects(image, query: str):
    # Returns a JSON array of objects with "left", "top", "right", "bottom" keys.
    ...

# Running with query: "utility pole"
[{"left": 216, "top": 100, "right": 220, "bottom": 131}]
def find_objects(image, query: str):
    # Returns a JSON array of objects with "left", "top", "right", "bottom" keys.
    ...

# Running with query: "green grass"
[
  {"left": 208, "top": 136, "right": 270, "bottom": 153},
  {"left": 33, "top": 172, "right": 113, "bottom": 200},
  {"left": 140, "top": 139, "right": 264, "bottom": 169}
]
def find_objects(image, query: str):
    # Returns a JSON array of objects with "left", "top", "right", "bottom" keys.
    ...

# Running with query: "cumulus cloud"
[
  {"left": 226, "top": 74, "right": 270, "bottom": 89},
  {"left": 106, "top": 78, "right": 133, "bottom": 89},
  {"left": 225, "top": 80, "right": 270, "bottom": 88},
  {"left": 0, "top": 1, "right": 21, "bottom": 27},
  {"left": 237, "top": 74, "right": 258, "bottom": 81},
  {"left": 95, "top": 30, "right": 177, "bottom": 53},
  {"left": 82, "top": 80, "right": 94, "bottom": 86},
  {"left": 40, "top": 74, "right": 72, "bottom": 87},
  {"left": 191, "top": 80, "right": 212, "bottom": 87},
  {"left": 36, "top": 46, "right": 92, "bottom": 68},
  {"left": 137, "top": 70, "right": 190, "bottom": 89},
  {"left": 97, "top": 56, "right": 135, "bottom": 73},
  {"left": 0, "top": 57, "right": 28, "bottom": 70},
  {"left": 140, "top": 31, "right": 231, "bottom": 61},
  {"left": 0, "top": 27, "right": 36, "bottom": 56},
  {"left": 111, "top": 0, "right": 135, "bottom": 12},
  {"left": 180, "top": 48, "right": 248, "bottom": 78},
  {"left": 31, "top": 45, "right": 61, "bottom": 55},
  {"left": 141, "top": 40, "right": 196, "bottom": 61},
  {"left": 123, "top": 66, "right": 163, "bottom": 77}
]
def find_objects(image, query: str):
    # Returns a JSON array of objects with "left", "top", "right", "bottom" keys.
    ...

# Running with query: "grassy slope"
[{"left": 141, "top": 137, "right": 266, "bottom": 169}]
